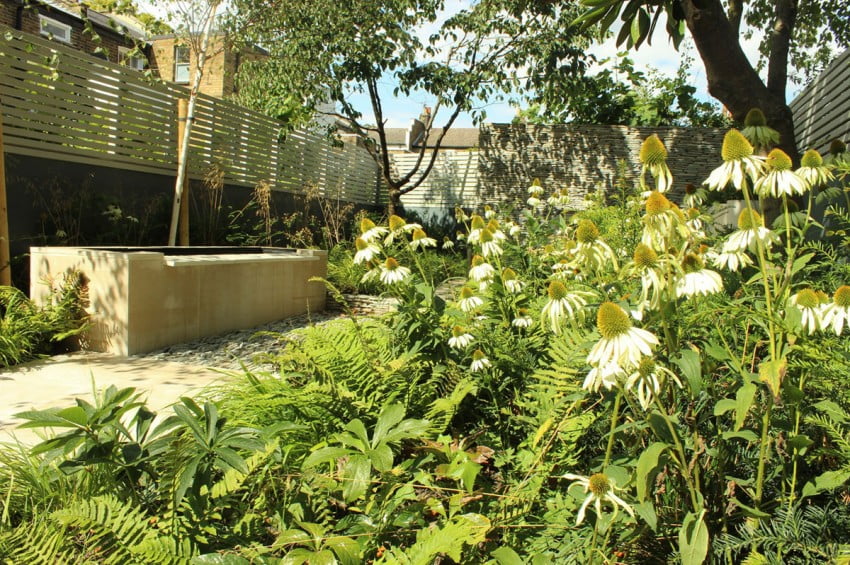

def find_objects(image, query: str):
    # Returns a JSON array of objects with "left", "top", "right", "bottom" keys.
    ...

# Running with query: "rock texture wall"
[{"left": 478, "top": 124, "right": 725, "bottom": 209}]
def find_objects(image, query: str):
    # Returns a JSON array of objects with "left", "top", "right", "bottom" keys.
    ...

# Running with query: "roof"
[
  {"left": 412, "top": 127, "right": 479, "bottom": 149},
  {"left": 38, "top": 0, "right": 146, "bottom": 41},
  {"left": 366, "top": 128, "right": 408, "bottom": 147}
]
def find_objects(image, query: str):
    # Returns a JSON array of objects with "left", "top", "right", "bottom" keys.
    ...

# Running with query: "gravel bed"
[{"left": 132, "top": 295, "right": 399, "bottom": 372}]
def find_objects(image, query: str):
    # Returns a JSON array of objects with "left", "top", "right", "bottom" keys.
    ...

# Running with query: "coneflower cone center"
[
  {"left": 766, "top": 149, "right": 792, "bottom": 171},
  {"left": 830, "top": 139, "right": 847, "bottom": 156},
  {"left": 389, "top": 215, "right": 406, "bottom": 231},
  {"left": 597, "top": 302, "right": 631, "bottom": 339},
  {"left": 471, "top": 255, "right": 485, "bottom": 267},
  {"left": 384, "top": 257, "right": 400, "bottom": 270},
  {"left": 633, "top": 243, "right": 658, "bottom": 268},
  {"left": 835, "top": 285, "right": 850, "bottom": 307},
  {"left": 796, "top": 289, "right": 820, "bottom": 309},
  {"left": 637, "top": 357, "right": 656, "bottom": 379},
  {"left": 355, "top": 238, "right": 368, "bottom": 251},
  {"left": 480, "top": 228, "right": 494, "bottom": 243},
  {"left": 737, "top": 209, "right": 763, "bottom": 231},
  {"left": 576, "top": 220, "right": 600, "bottom": 243},
  {"left": 682, "top": 253, "right": 705, "bottom": 274},
  {"left": 645, "top": 191, "right": 672, "bottom": 215},
  {"left": 412, "top": 228, "right": 427, "bottom": 240},
  {"left": 460, "top": 287, "right": 474, "bottom": 299},
  {"left": 360, "top": 218, "right": 376, "bottom": 233},
  {"left": 470, "top": 215, "right": 485, "bottom": 230},
  {"left": 502, "top": 267, "right": 517, "bottom": 280},
  {"left": 472, "top": 349, "right": 486, "bottom": 361},
  {"left": 451, "top": 325, "right": 464, "bottom": 337},
  {"left": 548, "top": 281, "right": 568, "bottom": 300},
  {"left": 721, "top": 129, "right": 754, "bottom": 161},
  {"left": 685, "top": 183, "right": 697, "bottom": 195},
  {"left": 744, "top": 108, "right": 767, "bottom": 127},
  {"left": 588, "top": 473, "right": 611, "bottom": 496},
  {"left": 800, "top": 149, "right": 823, "bottom": 168},
  {"left": 640, "top": 134, "right": 667, "bottom": 165}
]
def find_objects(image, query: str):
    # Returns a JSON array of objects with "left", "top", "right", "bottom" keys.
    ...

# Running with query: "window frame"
[
  {"left": 118, "top": 46, "right": 145, "bottom": 70},
  {"left": 173, "top": 45, "right": 190, "bottom": 83},
  {"left": 39, "top": 15, "right": 72, "bottom": 44}
]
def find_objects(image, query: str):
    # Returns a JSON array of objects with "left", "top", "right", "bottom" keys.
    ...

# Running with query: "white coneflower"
[
  {"left": 642, "top": 191, "right": 688, "bottom": 250},
  {"left": 409, "top": 228, "right": 437, "bottom": 250},
  {"left": 353, "top": 237, "right": 381, "bottom": 264},
  {"left": 573, "top": 219, "right": 618, "bottom": 271},
  {"left": 512, "top": 308, "right": 533, "bottom": 328},
  {"left": 507, "top": 221, "right": 522, "bottom": 238},
  {"left": 683, "top": 183, "right": 707, "bottom": 208},
  {"left": 583, "top": 362, "right": 624, "bottom": 393},
  {"left": 676, "top": 253, "right": 723, "bottom": 298},
  {"left": 796, "top": 149, "right": 835, "bottom": 190},
  {"left": 359, "top": 217, "right": 388, "bottom": 243},
  {"left": 587, "top": 302, "right": 659, "bottom": 369},
  {"left": 552, "top": 259, "right": 572, "bottom": 274},
  {"left": 442, "top": 237, "right": 455, "bottom": 250},
  {"left": 707, "top": 249, "right": 753, "bottom": 272},
  {"left": 704, "top": 129, "right": 764, "bottom": 191},
  {"left": 483, "top": 205, "right": 496, "bottom": 219},
  {"left": 626, "top": 358, "right": 682, "bottom": 410},
  {"left": 486, "top": 219, "right": 507, "bottom": 242},
  {"left": 469, "top": 255, "right": 496, "bottom": 283},
  {"left": 467, "top": 214, "right": 486, "bottom": 244},
  {"left": 470, "top": 349, "right": 492, "bottom": 372},
  {"left": 632, "top": 243, "right": 665, "bottom": 309},
  {"left": 527, "top": 196, "right": 542, "bottom": 207},
  {"left": 562, "top": 472, "right": 635, "bottom": 526},
  {"left": 501, "top": 268, "right": 524, "bottom": 294},
  {"left": 454, "top": 207, "right": 470, "bottom": 222},
  {"left": 379, "top": 257, "right": 411, "bottom": 285},
  {"left": 458, "top": 287, "right": 484, "bottom": 312},
  {"left": 723, "top": 209, "right": 778, "bottom": 253},
  {"left": 541, "top": 281, "right": 589, "bottom": 334},
  {"left": 528, "top": 178, "right": 545, "bottom": 197},
  {"left": 478, "top": 228, "right": 503, "bottom": 257},
  {"left": 740, "top": 108, "right": 780, "bottom": 152},
  {"left": 448, "top": 325, "right": 475, "bottom": 349},
  {"left": 754, "top": 149, "right": 808, "bottom": 198},
  {"left": 788, "top": 288, "right": 826, "bottom": 335},
  {"left": 822, "top": 285, "right": 850, "bottom": 335},
  {"left": 384, "top": 214, "right": 422, "bottom": 244},
  {"left": 640, "top": 134, "right": 673, "bottom": 193}
]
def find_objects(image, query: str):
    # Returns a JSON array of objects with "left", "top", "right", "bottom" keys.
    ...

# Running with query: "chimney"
[{"left": 419, "top": 106, "right": 432, "bottom": 128}]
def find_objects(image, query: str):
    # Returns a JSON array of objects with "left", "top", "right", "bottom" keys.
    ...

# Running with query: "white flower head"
[
  {"left": 470, "top": 349, "right": 492, "bottom": 372},
  {"left": 707, "top": 249, "right": 754, "bottom": 273},
  {"left": 640, "top": 134, "right": 673, "bottom": 193},
  {"left": 409, "top": 228, "right": 437, "bottom": 250},
  {"left": 723, "top": 209, "right": 779, "bottom": 253},
  {"left": 353, "top": 237, "right": 381, "bottom": 265},
  {"left": 501, "top": 267, "right": 524, "bottom": 294},
  {"left": 541, "top": 281, "right": 590, "bottom": 334},
  {"left": 626, "top": 358, "right": 683, "bottom": 410},
  {"left": 483, "top": 205, "right": 496, "bottom": 219},
  {"left": 469, "top": 255, "right": 496, "bottom": 283},
  {"left": 573, "top": 219, "right": 618, "bottom": 271},
  {"left": 676, "top": 253, "right": 723, "bottom": 298},
  {"left": 822, "top": 285, "right": 850, "bottom": 335},
  {"left": 385, "top": 215, "right": 421, "bottom": 244},
  {"left": 528, "top": 179, "right": 545, "bottom": 197},
  {"left": 448, "top": 325, "right": 475, "bottom": 349},
  {"left": 587, "top": 302, "right": 659, "bottom": 370},
  {"left": 796, "top": 149, "right": 834, "bottom": 190},
  {"left": 683, "top": 183, "right": 708, "bottom": 208},
  {"left": 379, "top": 257, "right": 411, "bottom": 285},
  {"left": 583, "top": 362, "right": 625, "bottom": 393},
  {"left": 642, "top": 191, "right": 690, "bottom": 250},
  {"left": 512, "top": 308, "right": 533, "bottom": 328},
  {"left": 478, "top": 228, "right": 503, "bottom": 257},
  {"left": 359, "top": 217, "right": 388, "bottom": 243},
  {"left": 704, "top": 129, "right": 764, "bottom": 192},
  {"left": 527, "top": 196, "right": 542, "bottom": 207},
  {"left": 788, "top": 288, "right": 827, "bottom": 335},
  {"left": 442, "top": 237, "right": 455, "bottom": 250},
  {"left": 466, "top": 214, "right": 487, "bottom": 245},
  {"left": 563, "top": 472, "right": 635, "bottom": 526},
  {"left": 754, "top": 149, "right": 808, "bottom": 198},
  {"left": 458, "top": 287, "right": 484, "bottom": 313}
]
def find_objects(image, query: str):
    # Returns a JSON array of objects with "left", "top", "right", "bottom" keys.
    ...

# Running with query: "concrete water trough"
[{"left": 30, "top": 246, "right": 327, "bottom": 356}]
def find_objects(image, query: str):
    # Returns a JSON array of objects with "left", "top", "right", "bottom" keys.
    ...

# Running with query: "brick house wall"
[{"left": 0, "top": 0, "right": 147, "bottom": 68}]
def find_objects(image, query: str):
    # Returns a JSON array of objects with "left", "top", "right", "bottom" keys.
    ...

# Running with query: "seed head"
[
  {"left": 548, "top": 280, "right": 568, "bottom": 300},
  {"left": 681, "top": 253, "right": 705, "bottom": 274},
  {"left": 645, "top": 191, "right": 672, "bottom": 215},
  {"left": 834, "top": 285, "right": 850, "bottom": 307},
  {"left": 633, "top": 243, "right": 658, "bottom": 268},
  {"left": 597, "top": 302, "right": 632, "bottom": 339},
  {"left": 795, "top": 289, "right": 820, "bottom": 309},
  {"left": 737, "top": 209, "right": 763, "bottom": 231},
  {"left": 721, "top": 129, "right": 754, "bottom": 161},
  {"left": 765, "top": 148, "right": 792, "bottom": 171},
  {"left": 685, "top": 183, "right": 697, "bottom": 195},
  {"left": 640, "top": 134, "right": 667, "bottom": 166},
  {"left": 800, "top": 149, "right": 823, "bottom": 168},
  {"left": 575, "top": 219, "right": 600, "bottom": 243},
  {"left": 829, "top": 139, "right": 847, "bottom": 156},
  {"left": 588, "top": 473, "right": 611, "bottom": 496}
]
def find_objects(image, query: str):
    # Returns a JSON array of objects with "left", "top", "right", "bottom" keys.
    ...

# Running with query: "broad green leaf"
[
  {"left": 813, "top": 400, "right": 848, "bottom": 423},
  {"left": 191, "top": 555, "right": 252, "bottom": 564},
  {"left": 55, "top": 406, "right": 88, "bottom": 427},
  {"left": 674, "top": 349, "right": 703, "bottom": 396},
  {"left": 713, "top": 399, "right": 736, "bottom": 417},
  {"left": 735, "top": 382, "right": 757, "bottom": 431},
  {"left": 790, "top": 253, "right": 814, "bottom": 275},
  {"left": 801, "top": 469, "right": 850, "bottom": 498},
  {"left": 369, "top": 443, "right": 394, "bottom": 473},
  {"left": 679, "top": 510, "right": 709, "bottom": 565},
  {"left": 636, "top": 442, "right": 669, "bottom": 501},
  {"left": 758, "top": 358, "right": 786, "bottom": 400},
  {"left": 326, "top": 535, "right": 361, "bottom": 565},
  {"left": 342, "top": 454, "right": 371, "bottom": 502},
  {"left": 342, "top": 419, "right": 370, "bottom": 449},
  {"left": 729, "top": 497, "right": 770, "bottom": 519},
  {"left": 373, "top": 403, "right": 406, "bottom": 443},
  {"left": 491, "top": 546, "right": 524, "bottom": 565},
  {"left": 634, "top": 501, "right": 658, "bottom": 531},
  {"left": 303, "top": 446, "right": 353, "bottom": 469},
  {"left": 275, "top": 528, "right": 312, "bottom": 546},
  {"left": 721, "top": 430, "right": 759, "bottom": 442}
]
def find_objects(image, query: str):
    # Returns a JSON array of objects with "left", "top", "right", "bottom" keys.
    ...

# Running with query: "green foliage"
[{"left": 0, "top": 274, "right": 88, "bottom": 368}]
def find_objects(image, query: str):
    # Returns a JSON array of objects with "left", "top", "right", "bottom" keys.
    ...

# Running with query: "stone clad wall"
[{"left": 477, "top": 124, "right": 725, "bottom": 208}]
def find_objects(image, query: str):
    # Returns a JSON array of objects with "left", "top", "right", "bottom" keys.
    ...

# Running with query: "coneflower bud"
[
  {"left": 596, "top": 302, "right": 632, "bottom": 339},
  {"left": 829, "top": 139, "right": 847, "bottom": 156},
  {"left": 640, "top": 134, "right": 668, "bottom": 165},
  {"left": 575, "top": 219, "right": 600, "bottom": 243},
  {"left": 721, "top": 129, "right": 754, "bottom": 161}
]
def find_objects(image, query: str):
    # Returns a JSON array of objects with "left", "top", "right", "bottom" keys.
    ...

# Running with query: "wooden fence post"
[
  {"left": 0, "top": 103, "right": 11, "bottom": 286},
  {"left": 177, "top": 99, "right": 190, "bottom": 246}
]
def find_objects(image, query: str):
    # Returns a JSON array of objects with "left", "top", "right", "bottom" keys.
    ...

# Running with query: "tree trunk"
[
  {"left": 387, "top": 187, "right": 404, "bottom": 217},
  {"left": 681, "top": 0, "right": 800, "bottom": 163}
]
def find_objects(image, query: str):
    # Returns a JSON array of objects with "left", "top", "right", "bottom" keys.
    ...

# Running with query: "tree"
[
  {"left": 574, "top": 0, "right": 850, "bottom": 161},
  {"left": 230, "top": 0, "right": 594, "bottom": 215}
]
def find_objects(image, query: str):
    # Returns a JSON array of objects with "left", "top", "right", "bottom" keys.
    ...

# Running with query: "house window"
[
  {"left": 118, "top": 46, "right": 145, "bottom": 70},
  {"left": 39, "top": 15, "right": 72, "bottom": 44},
  {"left": 174, "top": 45, "right": 190, "bottom": 83}
]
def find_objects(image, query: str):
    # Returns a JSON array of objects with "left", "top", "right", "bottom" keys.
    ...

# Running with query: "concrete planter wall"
[{"left": 30, "top": 247, "right": 327, "bottom": 356}]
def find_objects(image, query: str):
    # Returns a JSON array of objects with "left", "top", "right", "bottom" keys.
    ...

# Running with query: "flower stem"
[
  {"left": 652, "top": 395, "right": 701, "bottom": 513},
  {"left": 603, "top": 391, "right": 623, "bottom": 469}
]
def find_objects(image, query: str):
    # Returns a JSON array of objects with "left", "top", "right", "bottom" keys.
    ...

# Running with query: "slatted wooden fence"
[
  {"left": 790, "top": 49, "right": 850, "bottom": 155},
  {"left": 0, "top": 24, "right": 380, "bottom": 204}
]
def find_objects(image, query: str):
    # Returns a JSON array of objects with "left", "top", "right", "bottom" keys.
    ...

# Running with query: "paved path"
[{"left": 0, "top": 353, "right": 229, "bottom": 445}]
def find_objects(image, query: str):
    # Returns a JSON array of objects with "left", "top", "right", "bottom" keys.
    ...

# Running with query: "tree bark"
[{"left": 681, "top": 0, "right": 800, "bottom": 162}]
